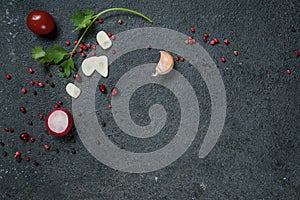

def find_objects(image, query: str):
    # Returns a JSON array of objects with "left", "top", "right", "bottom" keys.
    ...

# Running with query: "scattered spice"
[
  {"left": 99, "top": 84, "right": 107, "bottom": 93},
  {"left": 20, "top": 133, "right": 30, "bottom": 141},
  {"left": 2, "top": 151, "right": 7, "bottom": 157},
  {"left": 30, "top": 137, "right": 35, "bottom": 142},
  {"left": 111, "top": 88, "right": 118, "bottom": 96},
  {"left": 5, "top": 74, "right": 11, "bottom": 80},
  {"left": 38, "top": 114, "right": 43, "bottom": 120},
  {"left": 118, "top": 19, "right": 123, "bottom": 24},
  {"left": 223, "top": 39, "right": 229, "bottom": 45},
  {"left": 44, "top": 144, "right": 51, "bottom": 150},
  {"left": 21, "top": 88, "right": 27, "bottom": 94},
  {"left": 20, "top": 107, "right": 26, "bottom": 113},
  {"left": 65, "top": 40, "right": 70, "bottom": 46},
  {"left": 28, "top": 67, "right": 34, "bottom": 74}
]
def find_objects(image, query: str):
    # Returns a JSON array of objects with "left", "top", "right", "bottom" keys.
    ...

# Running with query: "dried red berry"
[
  {"left": 111, "top": 35, "right": 116, "bottom": 40},
  {"left": 78, "top": 47, "right": 83, "bottom": 53},
  {"left": 233, "top": 50, "right": 238, "bottom": 56},
  {"left": 65, "top": 40, "right": 70, "bottom": 46},
  {"left": 2, "top": 151, "right": 7, "bottom": 157},
  {"left": 184, "top": 40, "right": 189, "bottom": 45},
  {"left": 30, "top": 137, "right": 35, "bottom": 142},
  {"left": 290, "top": 27, "right": 296, "bottom": 32},
  {"left": 44, "top": 144, "right": 50, "bottom": 150},
  {"left": 190, "top": 27, "right": 195, "bottom": 32},
  {"left": 57, "top": 101, "right": 63, "bottom": 105},
  {"left": 21, "top": 88, "right": 27, "bottom": 94},
  {"left": 107, "top": 32, "right": 112, "bottom": 38},
  {"left": 180, "top": 57, "right": 185, "bottom": 62},
  {"left": 118, "top": 19, "right": 123, "bottom": 24},
  {"left": 20, "top": 133, "right": 29, "bottom": 141},
  {"left": 213, "top": 38, "right": 219, "bottom": 43},
  {"left": 295, "top": 50, "right": 300, "bottom": 57},
  {"left": 147, "top": 44, "right": 152, "bottom": 49},
  {"left": 91, "top": 51, "right": 96, "bottom": 56},
  {"left": 112, "top": 50, "right": 116, "bottom": 55},
  {"left": 28, "top": 67, "right": 34, "bottom": 73},
  {"left": 98, "top": 84, "right": 106, "bottom": 93},
  {"left": 5, "top": 74, "right": 11, "bottom": 80},
  {"left": 286, "top": 69, "right": 291, "bottom": 74},
  {"left": 98, "top": 18, "right": 104, "bottom": 23},
  {"left": 38, "top": 82, "right": 44, "bottom": 87},
  {"left": 82, "top": 45, "right": 88, "bottom": 51},
  {"left": 38, "top": 114, "right": 43, "bottom": 120},
  {"left": 202, "top": 37, "right": 207, "bottom": 43},
  {"left": 86, "top": 43, "right": 91, "bottom": 48},
  {"left": 175, "top": 56, "right": 179, "bottom": 61},
  {"left": 221, "top": 57, "right": 226, "bottom": 62},
  {"left": 73, "top": 40, "right": 78, "bottom": 45},
  {"left": 111, "top": 88, "right": 118, "bottom": 96},
  {"left": 71, "top": 50, "right": 77, "bottom": 55},
  {"left": 203, "top": 33, "right": 209, "bottom": 38},
  {"left": 108, "top": 104, "right": 112, "bottom": 109},
  {"left": 29, "top": 80, "right": 35, "bottom": 85},
  {"left": 223, "top": 39, "right": 229, "bottom": 45},
  {"left": 20, "top": 107, "right": 26, "bottom": 113},
  {"left": 91, "top": 44, "right": 96, "bottom": 49},
  {"left": 28, "top": 120, "right": 33, "bottom": 126},
  {"left": 188, "top": 36, "right": 193, "bottom": 40},
  {"left": 14, "top": 151, "right": 21, "bottom": 158},
  {"left": 44, "top": 79, "right": 48, "bottom": 83},
  {"left": 81, "top": 53, "right": 86, "bottom": 58},
  {"left": 4, "top": 127, "right": 9, "bottom": 132},
  {"left": 25, "top": 157, "right": 30, "bottom": 161},
  {"left": 54, "top": 104, "right": 60, "bottom": 108},
  {"left": 210, "top": 40, "right": 215, "bottom": 45}
]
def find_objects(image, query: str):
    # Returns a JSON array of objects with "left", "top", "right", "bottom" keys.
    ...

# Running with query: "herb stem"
[{"left": 70, "top": 7, "right": 152, "bottom": 54}]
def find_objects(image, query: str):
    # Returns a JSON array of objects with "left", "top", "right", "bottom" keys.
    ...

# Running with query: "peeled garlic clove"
[
  {"left": 96, "top": 31, "right": 112, "bottom": 50},
  {"left": 81, "top": 56, "right": 108, "bottom": 77},
  {"left": 95, "top": 56, "right": 108, "bottom": 77},
  {"left": 66, "top": 83, "right": 81, "bottom": 98},
  {"left": 153, "top": 51, "right": 174, "bottom": 76}
]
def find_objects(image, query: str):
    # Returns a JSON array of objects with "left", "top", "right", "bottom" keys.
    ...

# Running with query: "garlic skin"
[{"left": 152, "top": 51, "right": 174, "bottom": 76}]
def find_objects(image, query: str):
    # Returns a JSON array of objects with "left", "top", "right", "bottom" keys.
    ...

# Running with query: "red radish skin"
[{"left": 45, "top": 108, "right": 72, "bottom": 136}]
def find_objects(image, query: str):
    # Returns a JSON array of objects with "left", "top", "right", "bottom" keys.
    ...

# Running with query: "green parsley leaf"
[
  {"left": 59, "top": 57, "right": 74, "bottom": 77},
  {"left": 46, "top": 44, "right": 68, "bottom": 64},
  {"left": 31, "top": 46, "right": 46, "bottom": 59},
  {"left": 70, "top": 8, "right": 95, "bottom": 31}
]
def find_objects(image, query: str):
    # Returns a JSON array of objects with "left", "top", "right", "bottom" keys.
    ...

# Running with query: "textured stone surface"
[{"left": 0, "top": 0, "right": 299, "bottom": 199}]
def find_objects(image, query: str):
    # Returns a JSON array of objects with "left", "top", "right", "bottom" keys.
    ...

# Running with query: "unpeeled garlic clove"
[
  {"left": 96, "top": 31, "right": 112, "bottom": 50},
  {"left": 152, "top": 51, "right": 174, "bottom": 76},
  {"left": 81, "top": 56, "right": 108, "bottom": 77},
  {"left": 66, "top": 83, "right": 81, "bottom": 98}
]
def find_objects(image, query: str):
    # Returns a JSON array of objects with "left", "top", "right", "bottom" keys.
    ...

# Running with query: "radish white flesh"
[
  {"left": 66, "top": 83, "right": 80, "bottom": 98},
  {"left": 48, "top": 110, "right": 68, "bottom": 133},
  {"left": 45, "top": 108, "right": 72, "bottom": 136},
  {"left": 96, "top": 31, "right": 112, "bottom": 50},
  {"left": 81, "top": 56, "right": 108, "bottom": 77}
]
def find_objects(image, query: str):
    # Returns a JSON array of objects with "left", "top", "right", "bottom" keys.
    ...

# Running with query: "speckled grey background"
[{"left": 0, "top": 0, "right": 299, "bottom": 199}]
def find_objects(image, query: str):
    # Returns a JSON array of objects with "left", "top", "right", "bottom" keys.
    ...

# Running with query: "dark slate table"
[{"left": 0, "top": 0, "right": 299, "bottom": 199}]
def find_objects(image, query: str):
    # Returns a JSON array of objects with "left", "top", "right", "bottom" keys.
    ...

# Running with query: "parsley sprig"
[{"left": 31, "top": 8, "right": 152, "bottom": 78}]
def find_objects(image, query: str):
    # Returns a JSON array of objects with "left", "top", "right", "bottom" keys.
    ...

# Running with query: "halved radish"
[{"left": 45, "top": 108, "right": 72, "bottom": 136}]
